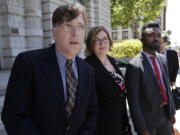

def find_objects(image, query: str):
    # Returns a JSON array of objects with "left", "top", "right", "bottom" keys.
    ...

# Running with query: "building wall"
[
  {"left": 112, "top": 27, "right": 133, "bottom": 41},
  {"left": 0, "top": 0, "right": 43, "bottom": 69},
  {"left": 0, "top": 0, "right": 111, "bottom": 69},
  {"left": 0, "top": 0, "right": 26, "bottom": 69}
]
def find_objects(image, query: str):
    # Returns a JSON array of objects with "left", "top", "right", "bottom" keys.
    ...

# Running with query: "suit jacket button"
[{"left": 66, "top": 126, "right": 70, "bottom": 130}]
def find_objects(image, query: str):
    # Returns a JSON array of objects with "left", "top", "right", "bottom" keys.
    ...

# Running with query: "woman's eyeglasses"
[{"left": 94, "top": 38, "right": 110, "bottom": 45}]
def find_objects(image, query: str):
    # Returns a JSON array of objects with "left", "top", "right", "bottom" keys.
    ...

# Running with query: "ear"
[{"left": 52, "top": 28, "right": 56, "bottom": 40}]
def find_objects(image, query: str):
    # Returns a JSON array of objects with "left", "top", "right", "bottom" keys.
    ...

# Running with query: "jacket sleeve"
[{"left": 1, "top": 54, "right": 42, "bottom": 135}]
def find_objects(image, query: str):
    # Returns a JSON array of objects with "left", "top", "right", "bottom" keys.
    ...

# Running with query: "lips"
[
  {"left": 99, "top": 47, "right": 106, "bottom": 49},
  {"left": 70, "top": 41, "right": 78, "bottom": 45}
]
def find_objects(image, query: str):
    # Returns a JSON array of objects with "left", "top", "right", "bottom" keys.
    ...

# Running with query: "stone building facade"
[{"left": 0, "top": 0, "right": 111, "bottom": 69}]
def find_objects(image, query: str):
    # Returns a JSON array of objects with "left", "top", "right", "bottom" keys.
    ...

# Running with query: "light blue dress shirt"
[{"left": 55, "top": 48, "right": 78, "bottom": 102}]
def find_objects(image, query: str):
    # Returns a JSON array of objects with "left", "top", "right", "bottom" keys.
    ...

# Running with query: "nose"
[
  {"left": 99, "top": 41, "right": 105, "bottom": 45},
  {"left": 152, "top": 34, "right": 160, "bottom": 41},
  {"left": 71, "top": 27, "right": 79, "bottom": 36},
  {"left": 155, "top": 36, "right": 160, "bottom": 42}
]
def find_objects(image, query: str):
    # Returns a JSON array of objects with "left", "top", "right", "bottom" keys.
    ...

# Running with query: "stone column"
[
  {"left": 0, "top": 0, "right": 26, "bottom": 69},
  {"left": 96, "top": 0, "right": 111, "bottom": 31},
  {"left": 84, "top": 0, "right": 97, "bottom": 29},
  {"left": 25, "top": 0, "right": 43, "bottom": 50},
  {"left": 0, "top": 0, "right": 7, "bottom": 69}
]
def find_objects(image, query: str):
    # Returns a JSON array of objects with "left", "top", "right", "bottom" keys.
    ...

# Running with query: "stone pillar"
[
  {"left": 41, "top": 0, "right": 72, "bottom": 47},
  {"left": 0, "top": 0, "right": 26, "bottom": 69},
  {"left": 85, "top": 0, "right": 111, "bottom": 30},
  {"left": 0, "top": 0, "right": 7, "bottom": 69},
  {"left": 96, "top": 0, "right": 111, "bottom": 31},
  {"left": 25, "top": 0, "right": 43, "bottom": 50},
  {"left": 84, "top": 0, "right": 97, "bottom": 29}
]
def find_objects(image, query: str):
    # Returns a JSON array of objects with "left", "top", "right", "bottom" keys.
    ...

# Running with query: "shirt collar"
[
  {"left": 55, "top": 47, "right": 76, "bottom": 68},
  {"left": 160, "top": 50, "right": 167, "bottom": 55},
  {"left": 142, "top": 51, "right": 156, "bottom": 58}
]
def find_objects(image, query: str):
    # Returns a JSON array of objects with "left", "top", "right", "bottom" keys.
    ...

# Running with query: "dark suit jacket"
[
  {"left": 85, "top": 55, "right": 130, "bottom": 135},
  {"left": 125, "top": 52, "right": 176, "bottom": 134},
  {"left": 1, "top": 45, "right": 98, "bottom": 135},
  {"left": 166, "top": 49, "right": 179, "bottom": 82}
]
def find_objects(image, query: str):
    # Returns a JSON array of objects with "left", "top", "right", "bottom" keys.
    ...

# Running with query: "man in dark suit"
[
  {"left": 1, "top": 3, "right": 98, "bottom": 135},
  {"left": 125, "top": 23, "right": 176, "bottom": 135},
  {"left": 159, "top": 35, "right": 179, "bottom": 86}
]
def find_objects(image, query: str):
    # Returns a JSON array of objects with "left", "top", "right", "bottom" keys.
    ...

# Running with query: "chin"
[{"left": 70, "top": 49, "right": 81, "bottom": 56}]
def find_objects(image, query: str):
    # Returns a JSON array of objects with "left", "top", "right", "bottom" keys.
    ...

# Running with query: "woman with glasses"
[{"left": 85, "top": 26, "right": 132, "bottom": 135}]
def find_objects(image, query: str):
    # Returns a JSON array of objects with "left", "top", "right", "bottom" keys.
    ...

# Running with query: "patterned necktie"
[
  {"left": 150, "top": 56, "right": 167, "bottom": 105},
  {"left": 65, "top": 59, "right": 78, "bottom": 118}
]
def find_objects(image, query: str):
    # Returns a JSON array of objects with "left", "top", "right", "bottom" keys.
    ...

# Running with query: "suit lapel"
[
  {"left": 42, "top": 45, "right": 67, "bottom": 118},
  {"left": 156, "top": 53, "right": 174, "bottom": 115},
  {"left": 141, "top": 53, "right": 157, "bottom": 84},
  {"left": 156, "top": 55, "right": 169, "bottom": 88},
  {"left": 108, "top": 56, "right": 124, "bottom": 78},
  {"left": 93, "top": 55, "right": 121, "bottom": 85},
  {"left": 156, "top": 54, "right": 170, "bottom": 93}
]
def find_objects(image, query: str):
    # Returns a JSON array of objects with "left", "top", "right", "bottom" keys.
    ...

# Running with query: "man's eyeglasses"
[
  {"left": 94, "top": 38, "right": 110, "bottom": 45},
  {"left": 60, "top": 23, "right": 85, "bottom": 33}
]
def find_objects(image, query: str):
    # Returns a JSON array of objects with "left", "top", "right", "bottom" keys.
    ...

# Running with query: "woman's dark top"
[{"left": 85, "top": 55, "right": 132, "bottom": 135}]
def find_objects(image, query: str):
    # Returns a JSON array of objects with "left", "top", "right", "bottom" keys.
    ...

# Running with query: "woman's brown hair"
[{"left": 86, "top": 26, "right": 112, "bottom": 56}]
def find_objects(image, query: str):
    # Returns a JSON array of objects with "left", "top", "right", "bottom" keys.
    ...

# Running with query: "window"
[
  {"left": 112, "top": 32, "right": 118, "bottom": 40},
  {"left": 122, "top": 31, "right": 128, "bottom": 40},
  {"left": 11, "top": 28, "right": 19, "bottom": 34}
]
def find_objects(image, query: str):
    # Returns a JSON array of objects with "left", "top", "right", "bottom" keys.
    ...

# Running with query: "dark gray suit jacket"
[{"left": 125, "top": 52, "right": 176, "bottom": 134}]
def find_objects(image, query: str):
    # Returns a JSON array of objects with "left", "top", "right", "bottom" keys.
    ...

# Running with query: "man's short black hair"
[{"left": 141, "top": 23, "right": 161, "bottom": 36}]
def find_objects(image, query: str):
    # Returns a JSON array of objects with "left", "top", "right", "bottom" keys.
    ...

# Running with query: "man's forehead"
[
  {"left": 65, "top": 14, "right": 85, "bottom": 24},
  {"left": 144, "top": 27, "right": 161, "bottom": 33}
]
